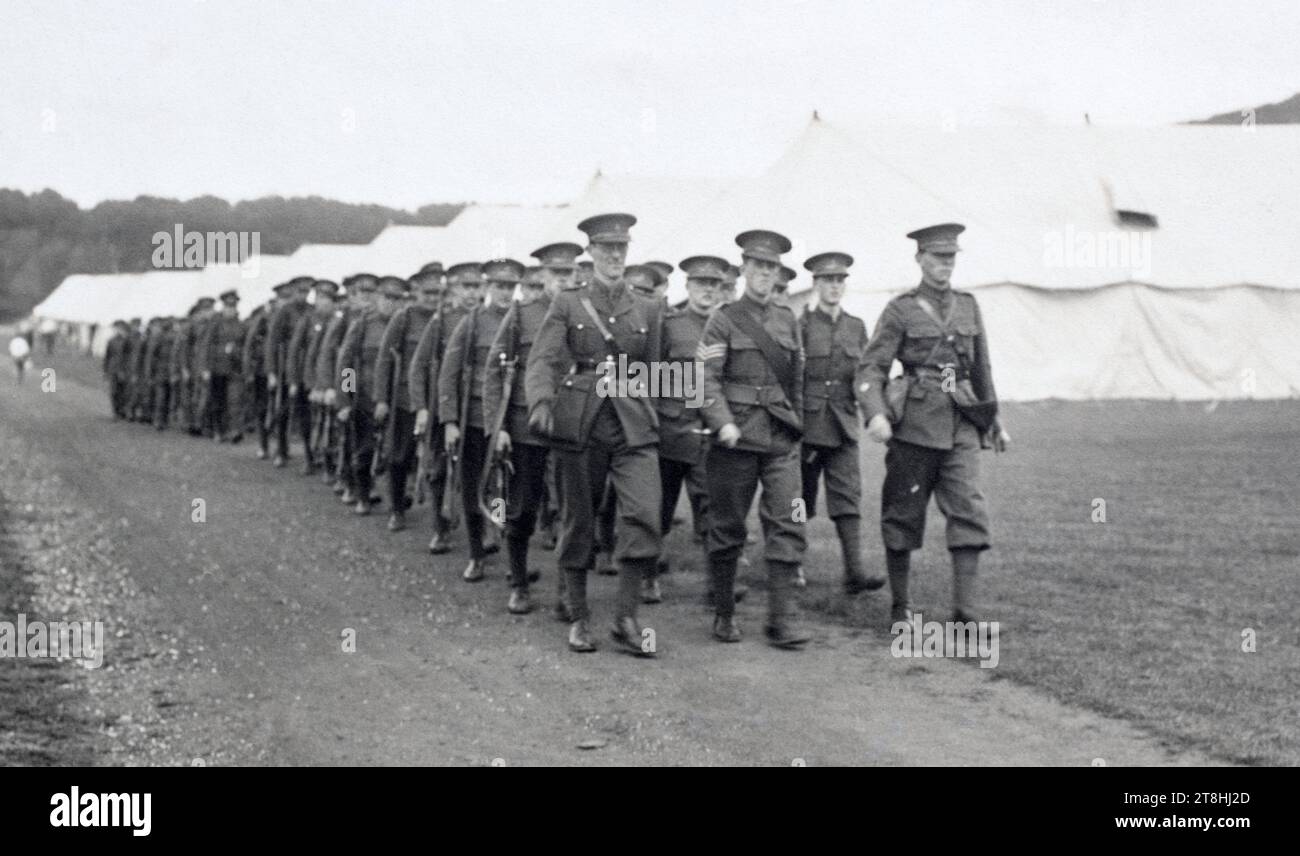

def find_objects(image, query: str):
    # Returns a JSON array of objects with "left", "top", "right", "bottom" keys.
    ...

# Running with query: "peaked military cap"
[
  {"left": 624, "top": 264, "right": 664, "bottom": 296},
  {"left": 530, "top": 242, "right": 583, "bottom": 269},
  {"left": 578, "top": 212, "right": 637, "bottom": 244},
  {"left": 313, "top": 279, "right": 340, "bottom": 298},
  {"left": 735, "top": 229, "right": 792, "bottom": 263},
  {"left": 646, "top": 261, "right": 674, "bottom": 280},
  {"left": 679, "top": 255, "right": 729, "bottom": 282},
  {"left": 351, "top": 274, "right": 379, "bottom": 293},
  {"left": 218, "top": 289, "right": 240, "bottom": 305},
  {"left": 907, "top": 222, "right": 965, "bottom": 253},
  {"left": 196, "top": 296, "right": 216, "bottom": 309},
  {"left": 378, "top": 276, "right": 410, "bottom": 298},
  {"left": 446, "top": 262, "right": 482, "bottom": 283},
  {"left": 804, "top": 252, "right": 854, "bottom": 276},
  {"left": 778, "top": 265, "right": 798, "bottom": 283},
  {"left": 483, "top": 258, "right": 525, "bottom": 284},
  {"left": 290, "top": 275, "right": 316, "bottom": 290},
  {"left": 418, "top": 261, "right": 445, "bottom": 277},
  {"left": 272, "top": 280, "right": 296, "bottom": 295}
]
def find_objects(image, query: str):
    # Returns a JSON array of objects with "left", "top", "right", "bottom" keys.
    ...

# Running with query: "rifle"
[
  {"left": 443, "top": 305, "right": 479, "bottom": 531},
  {"left": 477, "top": 305, "right": 521, "bottom": 529},
  {"left": 309, "top": 396, "right": 329, "bottom": 461},
  {"left": 372, "top": 345, "right": 401, "bottom": 477},
  {"left": 414, "top": 434, "right": 429, "bottom": 505}
]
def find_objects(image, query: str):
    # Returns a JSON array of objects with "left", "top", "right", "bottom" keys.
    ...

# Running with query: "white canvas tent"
[{"left": 645, "top": 117, "right": 1300, "bottom": 400}]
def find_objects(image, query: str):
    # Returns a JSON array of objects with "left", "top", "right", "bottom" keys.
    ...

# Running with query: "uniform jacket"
[
  {"left": 286, "top": 308, "right": 331, "bottom": 389},
  {"left": 524, "top": 278, "right": 664, "bottom": 452},
  {"left": 185, "top": 318, "right": 210, "bottom": 376},
  {"left": 408, "top": 303, "right": 469, "bottom": 415},
  {"left": 313, "top": 307, "right": 352, "bottom": 393},
  {"left": 336, "top": 306, "right": 394, "bottom": 412},
  {"left": 438, "top": 303, "right": 508, "bottom": 431},
  {"left": 168, "top": 322, "right": 188, "bottom": 382},
  {"left": 858, "top": 283, "right": 997, "bottom": 451},
  {"left": 699, "top": 292, "right": 804, "bottom": 453},
  {"left": 655, "top": 304, "right": 710, "bottom": 464},
  {"left": 197, "top": 314, "right": 246, "bottom": 377},
  {"left": 141, "top": 328, "right": 174, "bottom": 384},
  {"left": 482, "top": 296, "right": 550, "bottom": 446},
  {"left": 800, "top": 305, "right": 868, "bottom": 447},
  {"left": 263, "top": 300, "right": 309, "bottom": 380},
  {"left": 241, "top": 306, "right": 269, "bottom": 380},
  {"left": 375, "top": 302, "right": 438, "bottom": 413}
]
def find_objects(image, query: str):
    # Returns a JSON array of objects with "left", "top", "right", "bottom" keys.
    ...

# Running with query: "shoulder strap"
[
  {"left": 912, "top": 294, "right": 971, "bottom": 371},
  {"left": 722, "top": 301, "right": 797, "bottom": 406},
  {"left": 578, "top": 296, "right": 622, "bottom": 356}
]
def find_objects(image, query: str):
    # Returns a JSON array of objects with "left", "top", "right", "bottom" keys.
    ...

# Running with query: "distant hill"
[
  {"left": 0, "top": 191, "right": 464, "bottom": 320},
  {"left": 1186, "top": 92, "right": 1300, "bottom": 125}
]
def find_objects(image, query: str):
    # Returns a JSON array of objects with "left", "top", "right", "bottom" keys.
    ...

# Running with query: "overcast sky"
[{"left": 2, "top": 0, "right": 1297, "bottom": 208}]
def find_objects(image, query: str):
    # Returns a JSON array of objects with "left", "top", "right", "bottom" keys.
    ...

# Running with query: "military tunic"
[
  {"left": 438, "top": 303, "right": 508, "bottom": 562},
  {"left": 374, "top": 302, "right": 438, "bottom": 510},
  {"left": 263, "top": 300, "right": 309, "bottom": 457},
  {"left": 654, "top": 305, "right": 711, "bottom": 542},
  {"left": 408, "top": 303, "right": 469, "bottom": 536},
  {"left": 799, "top": 305, "right": 869, "bottom": 520},
  {"left": 240, "top": 306, "right": 271, "bottom": 450},
  {"left": 196, "top": 314, "right": 247, "bottom": 439},
  {"left": 337, "top": 306, "right": 395, "bottom": 500},
  {"left": 858, "top": 283, "right": 997, "bottom": 551}
]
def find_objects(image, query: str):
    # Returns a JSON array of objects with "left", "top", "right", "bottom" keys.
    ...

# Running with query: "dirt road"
[{"left": 0, "top": 357, "right": 1216, "bottom": 765}]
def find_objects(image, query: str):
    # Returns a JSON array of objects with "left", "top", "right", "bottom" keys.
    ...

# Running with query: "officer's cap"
[
  {"left": 272, "top": 281, "right": 296, "bottom": 295},
  {"left": 290, "top": 275, "right": 315, "bottom": 291},
  {"left": 410, "top": 270, "right": 444, "bottom": 292},
  {"left": 907, "top": 222, "right": 965, "bottom": 254},
  {"left": 530, "top": 242, "right": 582, "bottom": 270},
  {"left": 646, "top": 261, "right": 674, "bottom": 280},
  {"left": 196, "top": 297, "right": 216, "bottom": 309},
  {"left": 679, "top": 255, "right": 729, "bottom": 283},
  {"left": 778, "top": 265, "right": 798, "bottom": 283},
  {"left": 351, "top": 274, "right": 379, "bottom": 293},
  {"left": 218, "top": 289, "right": 240, "bottom": 305},
  {"left": 313, "top": 279, "right": 340, "bottom": 298},
  {"left": 378, "top": 276, "right": 409, "bottom": 298},
  {"left": 722, "top": 264, "right": 741, "bottom": 287},
  {"left": 483, "top": 258, "right": 525, "bottom": 284},
  {"left": 804, "top": 252, "right": 854, "bottom": 277},
  {"left": 735, "top": 229, "right": 792, "bottom": 263},
  {"left": 446, "top": 262, "right": 482, "bottom": 283},
  {"left": 577, "top": 212, "right": 636, "bottom": 244},
  {"left": 418, "top": 261, "right": 445, "bottom": 278},
  {"left": 624, "top": 264, "right": 664, "bottom": 297}
]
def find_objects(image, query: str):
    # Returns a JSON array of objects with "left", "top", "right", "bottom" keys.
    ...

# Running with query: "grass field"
[
  {"left": 765, "top": 397, "right": 1299, "bottom": 765},
  {"left": 32, "top": 348, "right": 1300, "bottom": 764}
]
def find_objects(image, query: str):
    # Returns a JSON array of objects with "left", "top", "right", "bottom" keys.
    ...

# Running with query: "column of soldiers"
[{"left": 100, "top": 215, "right": 1009, "bottom": 658}]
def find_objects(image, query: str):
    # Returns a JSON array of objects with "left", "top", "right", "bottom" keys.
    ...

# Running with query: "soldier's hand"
[
  {"left": 337, "top": 407, "right": 351, "bottom": 423},
  {"left": 266, "top": 373, "right": 278, "bottom": 391},
  {"left": 444, "top": 423, "right": 460, "bottom": 454},
  {"left": 866, "top": 414, "right": 893, "bottom": 443},
  {"left": 308, "top": 389, "right": 321, "bottom": 404},
  {"left": 324, "top": 388, "right": 337, "bottom": 406},
  {"left": 289, "top": 383, "right": 299, "bottom": 396},
  {"left": 992, "top": 425, "right": 1011, "bottom": 453},
  {"left": 201, "top": 371, "right": 211, "bottom": 381},
  {"left": 496, "top": 431, "right": 512, "bottom": 456},
  {"left": 414, "top": 409, "right": 429, "bottom": 436},
  {"left": 374, "top": 402, "right": 389, "bottom": 423},
  {"left": 181, "top": 369, "right": 191, "bottom": 382},
  {"left": 528, "top": 402, "right": 553, "bottom": 437},
  {"left": 718, "top": 423, "right": 741, "bottom": 448}
]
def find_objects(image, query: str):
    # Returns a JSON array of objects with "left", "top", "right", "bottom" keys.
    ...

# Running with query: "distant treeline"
[{"left": 0, "top": 189, "right": 464, "bottom": 320}]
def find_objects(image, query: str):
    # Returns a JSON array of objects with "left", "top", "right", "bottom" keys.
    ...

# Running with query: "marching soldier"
[
  {"left": 337, "top": 276, "right": 406, "bottom": 514},
  {"left": 698, "top": 230, "right": 810, "bottom": 648},
  {"left": 127, "top": 317, "right": 150, "bottom": 422},
  {"left": 798, "top": 253, "right": 885, "bottom": 593},
  {"left": 482, "top": 246, "right": 578, "bottom": 615},
  {"left": 286, "top": 280, "right": 339, "bottom": 474},
  {"left": 264, "top": 276, "right": 314, "bottom": 466},
  {"left": 184, "top": 300, "right": 216, "bottom": 434},
  {"left": 411, "top": 263, "right": 479, "bottom": 552},
  {"left": 196, "top": 290, "right": 247, "bottom": 442},
  {"left": 135, "top": 318, "right": 165, "bottom": 426},
  {"left": 859, "top": 223, "right": 1008, "bottom": 624},
  {"left": 524, "top": 213, "right": 664, "bottom": 656},
  {"left": 318, "top": 274, "right": 377, "bottom": 500},
  {"left": 103, "top": 320, "right": 131, "bottom": 419},
  {"left": 144, "top": 317, "right": 176, "bottom": 430},
  {"left": 651, "top": 256, "right": 726, "bottom": 602},
  {"left": 439, "top": 259, "right": 516, "bottom": 581},
  {"left": 374, "top": 267, "right": 443, "bottom": 532},
  {"left": 241, "top": 296, "right": 275, "bottom": 459},
  {"left": 646, "top": 261, "right": 675, "bottom": 300}
]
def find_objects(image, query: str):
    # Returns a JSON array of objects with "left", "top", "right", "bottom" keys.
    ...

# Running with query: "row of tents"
[{"left": 31, "top": 115, "right": 1300, "bottom": 400}]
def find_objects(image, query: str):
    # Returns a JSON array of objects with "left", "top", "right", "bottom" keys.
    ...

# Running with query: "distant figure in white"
[{"left": 9, "top": 334, "right": 31, "bottom": 384}]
